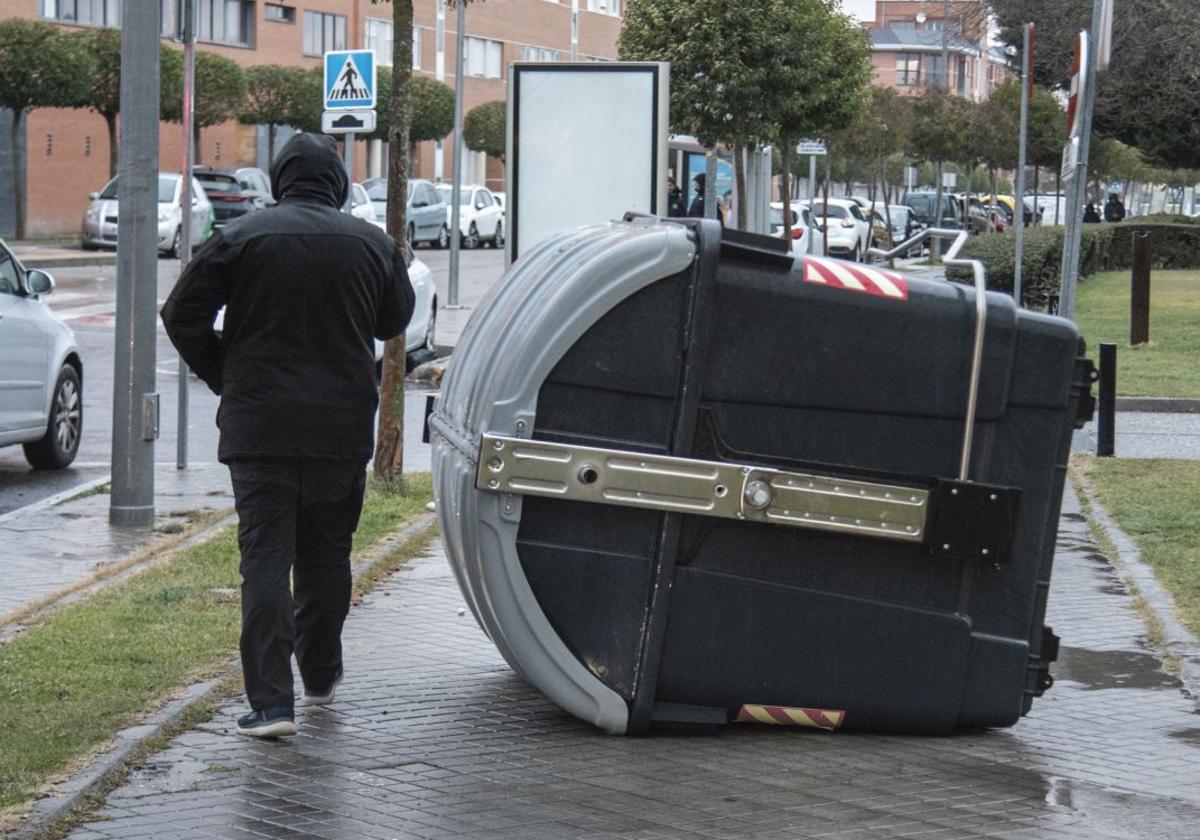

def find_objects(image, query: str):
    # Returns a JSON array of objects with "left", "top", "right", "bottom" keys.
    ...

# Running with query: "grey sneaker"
[
  {"left": 236, "top": 706, "right": 297, "bottom": 738},
  {"left": 302, "top": 666, "right": 343, "bottom": 706}
]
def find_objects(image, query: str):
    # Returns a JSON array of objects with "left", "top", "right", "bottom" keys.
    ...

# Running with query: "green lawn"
[
  {"left": 1081, "top": 458, "right": 1200, "bottom": 637},
  {"left": 0, "top": 474, "right": 434, "bottom": 814},
  {"left": 1075, "top": 270, "right": 1200, "bottom": 397}
]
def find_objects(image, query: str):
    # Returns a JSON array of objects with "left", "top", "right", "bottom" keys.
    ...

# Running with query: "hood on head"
[{"left": 270, "top": 132, "right": 349, "bottom": 208}]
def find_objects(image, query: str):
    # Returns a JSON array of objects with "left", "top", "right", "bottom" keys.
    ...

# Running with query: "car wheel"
[
  {"left": 407, "top": 223, "right": 415, "bottom": 246},
  {"left": 463, "top": 223, "right": 480, "bottom": 250},
  {"left": 437, "top": 224, "right": 450, "bottom": 250},
  {"left": 849, "top": 245, "right": 861, "bottom": 263},
  {"left": 169, "top": 226, "right": 182, "bottom": 259},
  {"left": 81, "top": 240, "right": 98, "bottom": 251},
  {"left": 23, "top": 365, "right": 82, "bottom": 470},
  {"left": 493, "top": 221, "right": 505, "bottom": 248}
]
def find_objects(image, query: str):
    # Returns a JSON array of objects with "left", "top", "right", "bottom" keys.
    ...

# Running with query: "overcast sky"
[{"left": 841, "top": 0, "right": 876, "bottom": 22}]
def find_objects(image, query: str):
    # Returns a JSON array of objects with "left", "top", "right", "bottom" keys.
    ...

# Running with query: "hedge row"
[{"left": 944, "top": 214, "right": 1200, "bottom": 309}]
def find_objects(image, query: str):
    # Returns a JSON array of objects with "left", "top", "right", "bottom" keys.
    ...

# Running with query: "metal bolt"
[
  {"left": 989, "top": 493, "right": 997, "bottom": 501},
  {"left": 942, "top": 543, "right": 951, "bottom": 551},
  {"left": 488, "top": 479, "right": 500, "bottom": 489},
  {"left": 492, "top": 439, "right": 505, "bottom": 451},
  {"left": 743, "top": 480, "right": 773, "bottom": 509},
  {"left": 951, "top": 488, "right": 959, "bottom": 496},
  {"left": 910, "top": 496, "right": 919, "bottom": 503},
  {"left": 504, "top": 504, "right": 513, "bottom": 513},
  {"left": 859, "top": 489, "right": 866, "bottom": 496},
  {"left": 981, "top": 548, "right": 990, "bottom": 556},
  {"left": 906, "top": 526, "right": 917, "bottom": 534},
  {"left": 515, "top": 420, "right": 526, "bottom": 431},
  {"left": 488, "top": 457, "right": 504, "bottom": 473}
]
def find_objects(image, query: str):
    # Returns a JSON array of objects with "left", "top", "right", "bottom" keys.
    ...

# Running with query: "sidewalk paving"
[{"left": 41, "top": 486, "right": 1200, "bottom": 840}]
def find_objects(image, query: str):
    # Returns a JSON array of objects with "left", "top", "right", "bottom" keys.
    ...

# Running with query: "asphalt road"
[{"left": 0, "top": 245, "right": 505, "bottom": 516}]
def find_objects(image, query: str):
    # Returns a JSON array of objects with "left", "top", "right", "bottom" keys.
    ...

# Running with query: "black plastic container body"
[{"left": 513, "top": 220, "right": 1089, "bottom": 734}]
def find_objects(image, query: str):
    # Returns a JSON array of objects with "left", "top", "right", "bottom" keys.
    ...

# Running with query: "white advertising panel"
[{"left": 508, "top": 63, "right": 668, "bottom": 263}]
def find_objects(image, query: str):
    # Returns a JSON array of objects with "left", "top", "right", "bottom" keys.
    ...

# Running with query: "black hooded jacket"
[{"left": 161, "top": 133, "right": 415, "bottom": 463}]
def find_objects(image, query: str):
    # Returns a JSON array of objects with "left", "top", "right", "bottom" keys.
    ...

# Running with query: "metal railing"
[{"left": 868, "top": 228, "right": 988, "bottom": 482}]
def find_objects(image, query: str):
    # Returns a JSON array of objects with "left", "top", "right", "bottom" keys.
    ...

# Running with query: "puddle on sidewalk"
[{"left": 1054, "top": 646, "right": 1181, "bottom": 691}]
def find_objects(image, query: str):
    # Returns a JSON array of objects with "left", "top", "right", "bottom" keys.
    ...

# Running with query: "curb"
[
  {"left": 11, "top": 510, "right": 439, "bottom": 840},
  {"left": 1076, "top": 478, "right": 1200, "bottom": 706},
  {"left": 0, "top": 475, "right": 111, "bottom": 526},
  {"left": 1115, "top": 396, "right": 1200, "bottom": 413},
  {"left": 21, "top": 255, "right": 119, "bottom": 270}
]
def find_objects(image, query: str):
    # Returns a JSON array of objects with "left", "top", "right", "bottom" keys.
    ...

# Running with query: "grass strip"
[
  {"left": 1078, "top": 457, "right": 1200, "bottom": 636},
  {"left": 0, "top": 473, "right": 433, "bottom": 813},
  {"left": 1075, "top": 269, "right": 1200, "bottom": 397}
]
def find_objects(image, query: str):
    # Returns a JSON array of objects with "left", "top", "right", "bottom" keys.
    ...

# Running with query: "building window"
[
  {"left": 896, "top": 53, "right": 921, "bottom": 86},
  {"left": 196, "top": 0, "right": 254, "bottom": 46},
  {"left": 265, "top": 3, "right": 294, "bottom": 23},
  {"left": 412, "top": 26, "right": 421, "bottom": 69},
  {"left": 41, "top": 0, "right": 122, "bottom": 27},
  {"left": 366, "top": 18, "right": 392, "bottom": 64},
  {"left": 956, "top": 56, "right": 967, "bottom": 95},
  {"left": 465, "top": 36, "right": 503, "bottom": 79},
  {"left": 521, "top": 45, "right": 560, "bottom": 62},
  {"left": 586, "top": 0, "right": 621, "bottom": 14},
  {"left": 304, "top": 10, "right": 346, "bottom": 56}
]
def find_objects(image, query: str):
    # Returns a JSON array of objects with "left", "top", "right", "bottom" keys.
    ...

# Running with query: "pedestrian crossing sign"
[{"left": 324, "top": 50, "right": 376, "bottom": 111}]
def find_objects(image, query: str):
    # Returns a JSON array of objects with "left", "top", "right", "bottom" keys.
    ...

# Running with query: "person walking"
[
  {"left": 1083, "top": 201, "right": 1101, "bottom": 224},
  {"left": 666, "top": 176, "right": 686, "bottom": 218},
  {"left": 687, "top": 173, "right": 723, "bottom": 226},
  {"left": 1104, "top": 193, "right": 1127, "bottom": 223},
  {"left": 161, "top": 133, "right": 415, "bottom": 738}
]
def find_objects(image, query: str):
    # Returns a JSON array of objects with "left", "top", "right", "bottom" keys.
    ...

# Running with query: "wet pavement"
[
  {"left": 1074, "top": 412, "right": 1200, "bottom": 460},
  {"left": 54, "top": 487, "right": 1200, "bottom": 840}
]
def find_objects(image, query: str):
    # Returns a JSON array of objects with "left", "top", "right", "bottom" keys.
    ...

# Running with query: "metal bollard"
[{"left": 1097, "top": 342, "right": 1116, "bottom": 457}]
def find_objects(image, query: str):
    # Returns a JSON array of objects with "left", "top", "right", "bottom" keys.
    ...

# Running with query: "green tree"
[
  {"left": 239, "top": 65, "right": 314, "bottom": 161},
  {"left": 164, "top": 50, "right": 247, "bottom": 164},
  {"left": 374, "top": 74, "right": 455, "bottom": 170},
  {"left": 620, "top": 0, "right": 794, "bottom": 228},
  {"left": 0, "top": 20, "right": 93, "bottom": 238},
  {"left": 72, "top": 29, "right": 184, "bottom": 178},
  {"left": 768, "top": 0, "right": 872, "bottom": 236},
  {"left": 462, "top": 99, "right": 506, "bottom": 162},
  {"left": 911, "top": 88, "right": 972, "bottom": 227}
]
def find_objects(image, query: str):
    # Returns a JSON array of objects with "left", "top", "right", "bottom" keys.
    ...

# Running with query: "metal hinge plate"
[{"left": 476, "top": 434, "right": 930, "bottom": 544}]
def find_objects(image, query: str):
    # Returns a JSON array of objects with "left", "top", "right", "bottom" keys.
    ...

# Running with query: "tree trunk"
[
  {"left": 878, "top": 156, "right": 894, "bottom": 257},
  {"left": 193, "top": 121, "right": 202, "bottom": 165},
  {"left": 988, "top": 167, "right": 998, "bottom": 234},
  {"left": 1055, "top": 168, "right": 1062, "bottom": 225},
  {"left": 933, "top": 161, "right": 944, "bottom": 258},
  {"left": 105, "top": 112, "right": 119, "bottom": 179},
  {"left": 823, "top": 153, "right": 831, "bottom": 258},
  {"left": 733, "top": 142, "right": 747, "bottom": 230},
  {"left": 1033, "top": 166, "right": 1040, "bottom": 226},
  {"left": 374, "top": 0, "right": 415, "bottom": 487},
  {"left": 780, "top": 138, "right": 792, "bottom": 242},
  {"left": 11, "top": 109, "right": 25, "bottom": 239},
  {"left": 267, "top": 124, "right": 276, "bottom": 163}
]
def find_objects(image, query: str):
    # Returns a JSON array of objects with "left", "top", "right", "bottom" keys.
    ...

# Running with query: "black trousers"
[{"left": 228, "top": 458, "right": 367, "bottom": 710}]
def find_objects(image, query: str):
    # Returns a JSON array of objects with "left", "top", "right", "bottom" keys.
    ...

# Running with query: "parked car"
[
  {"left": 870, "top": 202, "right": 917, "bottom": 248},
  {"left": 769, "top": 201, "right": 824, "bottom": 256},
  {"left": 435, "top": 184, "right": 504, "bottom": 249},
  {"left": 193, "top": 167, "right": 266, "bottom": 229},
  {"left": 213, "top": 241, "right": 436, "bottom": 366},
  {"left": 803, "top": 197, "right": 871, "bottom": 261},
  {"left": 362, "top": 177, "right": 448, "bottom": 248},
  {"left": 902, "top": 190, "right": 962, "bottom": 229},
  {"left": 492, "top": 191, "right": 506, "bottom": 213},
  {"left": 232, "top": 166, "right": 274, "bottom": 207},
  {"left": 963, "top": 197, "right": 998, "bottom": 236},
  {"left": 0, "top": 238, "right": 83, "bottom": 469},
  {"left": 980, "top": 194, "right": 1034, "bottom": 227},
  {"left": 82, "top": 172, "right": 212, "bottom": 257},
  {"left": 346, "top": 182, "right": 376, "bottom": 222},
  {"left": 864, "top": 208, "right": 894, "bottom": 251}
]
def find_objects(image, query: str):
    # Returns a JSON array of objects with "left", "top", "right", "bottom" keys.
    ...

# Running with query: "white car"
[
  {"left": 213, "top": 242, "right": 436, "bottom": 363},
  {"left": 82, "top": 172, "right": 212, "bottom": 258},
  {"left": 770, "top": 201, "right": 824, "bottom": 257},
  {"left": 435, "top": 184, "right": 504, "bottom": 249},
  {"left": 347, "top": 183, "right": 376, "bottom": 222},
  {"left": 803, "top": 198, "right": 871, "bottom": 261},
  {"left": 0, "top": 239, "right": 83, "bottom": 469}
]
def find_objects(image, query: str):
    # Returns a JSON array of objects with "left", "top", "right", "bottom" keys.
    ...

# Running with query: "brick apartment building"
[
  {"left": 1, "top": 0, "right": 623, "bottom": 236},
  {"left": 863, "top": 1, "right": 1010, "bottom": 100}
]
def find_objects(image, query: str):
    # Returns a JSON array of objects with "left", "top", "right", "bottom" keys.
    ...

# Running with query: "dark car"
[
  {"left": 193, "top": 167, "right": 267, "bottom": 228},
  {"left": 902, "top": 191, "right": 961, "bottom": 229}
]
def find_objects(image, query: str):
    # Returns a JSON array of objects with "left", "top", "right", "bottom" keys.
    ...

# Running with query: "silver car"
[
  {"left": 0, "top": 239, "right": 83, "bottom": 469},
  {"left": 82, "top": 172, "right": 213, "bottom": 258}
]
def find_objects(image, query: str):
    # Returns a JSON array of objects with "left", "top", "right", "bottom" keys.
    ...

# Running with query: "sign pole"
[
  {"left": 1013, "top": 22, "right": 1031, "bottom": 307},
  {"left": 344, "top": 131, "right": 356, "bottom": 180},
  {"left": 1059, "top": 0, "right": 1105, "bottom": 320},
  {"left": 448, "top": 0, "right": 466, "bottom": 308},
  {"left": 176, "top": 0, "right": 195, "bottom": 471},
  {"left": 110, "top": 0, "right": 160, "bottom": 526}
]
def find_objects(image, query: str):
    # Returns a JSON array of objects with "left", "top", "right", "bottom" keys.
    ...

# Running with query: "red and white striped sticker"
[
  {"left": 735, "top": 704, "right": 846, "bottom": 731},
  {"left": 802, "top": 256, "right": 909, "bottom": 301}
]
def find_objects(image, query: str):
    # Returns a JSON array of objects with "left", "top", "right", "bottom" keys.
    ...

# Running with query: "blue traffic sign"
[{"left": 324, "top": 50, "right": 376, "bottom": 111}]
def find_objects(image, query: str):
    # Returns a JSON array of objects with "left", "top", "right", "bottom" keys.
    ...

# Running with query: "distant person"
[
  {"left": 666, "top": 176, "right": 686, "bottom": 217},
  {"left": 1104, "top": 193, "right": 1127, "bottom": 223},
  {"left": 1083, "top": 202, "right": 1101, "bottom": 224},
  {"left": 687, "top": 173, "right": 723, "bottom": 226},
  {"left": 162, "top": 133, "right": 415, "bottom": 739}
]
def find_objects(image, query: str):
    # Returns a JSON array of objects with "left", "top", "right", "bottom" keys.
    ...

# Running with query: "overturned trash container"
[{"left": 429, "top": 216, "right": 1094, "bottom": 735}]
